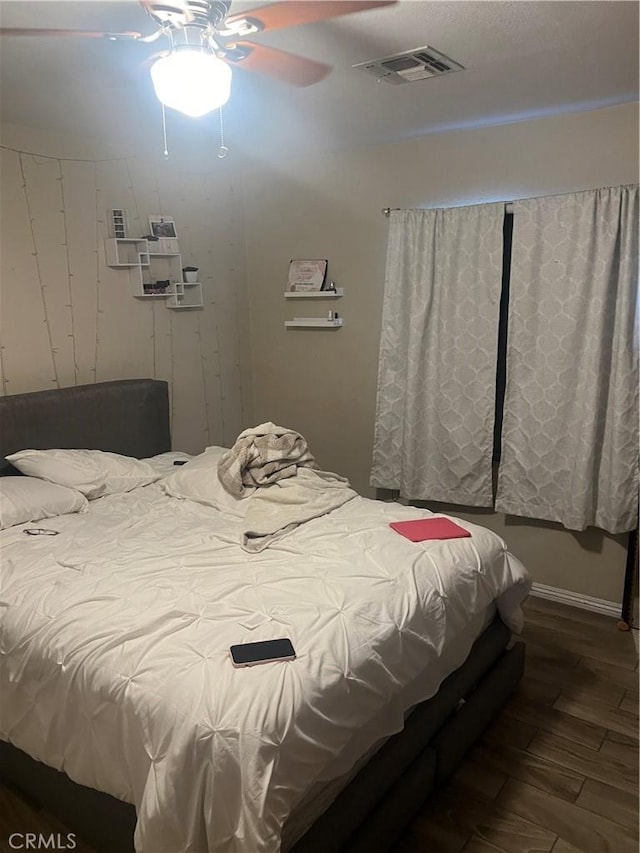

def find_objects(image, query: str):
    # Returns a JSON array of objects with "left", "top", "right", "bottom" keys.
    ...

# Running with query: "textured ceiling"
[{"left": 0, "top": 0, "right": 638, "bottom": 160}]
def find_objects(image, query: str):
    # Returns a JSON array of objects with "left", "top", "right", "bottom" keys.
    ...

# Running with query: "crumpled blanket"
[
  {"left": 242, "top": 467, "right": 357, "bottom": 552},
  {"left": 218, "top": 422, "right": 318, "bottom": 497}
]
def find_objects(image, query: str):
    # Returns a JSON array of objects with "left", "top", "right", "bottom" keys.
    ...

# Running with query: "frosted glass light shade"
[{"left": 150, "top": 50, "right": 232, "bottom": 117}]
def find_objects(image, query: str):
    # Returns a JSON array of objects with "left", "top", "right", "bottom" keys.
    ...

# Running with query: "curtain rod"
[{"left": 382, "top": 202, "right": 514, "bottom": 216}]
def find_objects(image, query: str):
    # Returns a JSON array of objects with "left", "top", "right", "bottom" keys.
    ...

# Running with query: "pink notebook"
[{"left": 389, "top": 517, "right": 471, "bottom": 542}]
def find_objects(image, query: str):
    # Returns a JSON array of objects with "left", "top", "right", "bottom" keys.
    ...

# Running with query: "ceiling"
[{"left": 0, "top": 0, "right": 638, "bottom": 162}]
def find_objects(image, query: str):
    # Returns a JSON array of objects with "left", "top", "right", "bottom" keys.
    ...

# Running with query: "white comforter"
[{"left": 0, "top": 484, "right": 529, "bottom": 853}]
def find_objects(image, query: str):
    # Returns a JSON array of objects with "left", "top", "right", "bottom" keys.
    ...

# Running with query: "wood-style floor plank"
[
  {"left": 575, "top": 778, "right": 639, "bottom": 831},
  {"left": 552, "top": 840, "right": 585, "bottom": 853},
  {"left": 598, "top": 729, "right": 638, "bottom": 764},
  {"left": 553, "top": 695, "right": 639, "bottom": 740},
  {"left": 470, "top": 742, "right": 585, "bottom": 802},
  {"left": 619, "top": 695, "right": 638, "bottom": 714},
  {"left": 555, "top": 682, "right": 626, "bottom": 710},
  {"left": 523, "top": 639, "right": 580, "bottom": 672},
  {"left": 527, "top": 730, "right": 638, "bottom": 794},
  {"left": 522, "top": 616, "right": 638, "bottom": 671},
  {"left": 482, "top": 715, "right": 537, "bottom": 751},
  {"left": 463, "top": 837, "right": 512, "bottom": 853},
  {"left": 517, "top": 675, "right": 563, "bottom": 706},
  {"left": 524, "top": 597, "right": 619, "bottom": 631},
  {"left": 454, "top": 757, "right": 508, "bottom": 800},
  {"left": 523, "top": 645, "right": 632, "bottom": 707},
  {"left": 573, "top": 656, "right": 639, "bottom": 697},
  {"left": 523, "top": 626, "right": 636, "bottom": 672},
  {"left": 407, "top": 781, "right": 561, "bottom": 853},
  {"left": 496, "top": 778, "right": 638, "bottom": 853},
  {"left": 463, "top": 809, "right": 557, "bottom": 853},
  {"left": 504, "top": 695, "right": 607, "bottom": 750}
]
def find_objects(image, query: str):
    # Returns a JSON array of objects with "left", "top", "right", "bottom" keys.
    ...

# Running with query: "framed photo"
[
  {"left": 286, "top": 259, "right": 328, "bottom": 293},
  {"left": 149, "top": 216, "right": 178, "bottom": 239},
  {"left": 111, "top": 208, "right": 128, "bottom": 239}
]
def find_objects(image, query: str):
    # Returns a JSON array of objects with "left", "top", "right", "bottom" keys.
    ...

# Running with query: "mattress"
[
  {"left": 0, "top": 479, "right": 530, "bottom": 853},
  {"left": 281, "top": 601, "right": 496, "bottom": 850}
]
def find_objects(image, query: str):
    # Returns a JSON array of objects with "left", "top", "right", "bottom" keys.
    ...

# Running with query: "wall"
[
  {"left": 0, "top": 122, "right": 253, "bottom": 453},
  {"left": 241, "top": 102, "right": 639, "bottom": 603}
]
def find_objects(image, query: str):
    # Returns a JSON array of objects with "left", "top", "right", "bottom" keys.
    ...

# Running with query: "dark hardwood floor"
[
  {"left": 394, "top": 597, "right": 639, "bottom": 853},
  {"left": 1, "top": 597, "right": 638, "bottom": 853}
]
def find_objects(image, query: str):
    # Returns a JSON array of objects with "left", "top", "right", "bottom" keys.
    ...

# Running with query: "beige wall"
[
  {"left": 0, "top": 122, "right": 253, "bottom": 453},
  {"left": 241, "top": 103, "right": 639, "bottom": 603}
]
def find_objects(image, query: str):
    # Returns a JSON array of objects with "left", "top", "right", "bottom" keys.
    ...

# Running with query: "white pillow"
[
  {"left": 6, "top": 449, "right": 159, "bottom": 500},
  {"left": 0, "top": 477, "right": 88, "bottom": 529},
  {"left": 160, "top": 446, "right": 246, "bottom": 515}
]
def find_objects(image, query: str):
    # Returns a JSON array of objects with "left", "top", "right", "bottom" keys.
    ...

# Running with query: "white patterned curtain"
[
  {"left": 496, "top": 185, "right": 639, "bottom": 533},
  {"left": 371, "top": 204, "right": 505, "bottom": 505}
]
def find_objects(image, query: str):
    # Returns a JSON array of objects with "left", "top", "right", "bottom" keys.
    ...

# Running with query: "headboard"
[{"left": 0, "top": 379, "right": 171, "bottom": 476}]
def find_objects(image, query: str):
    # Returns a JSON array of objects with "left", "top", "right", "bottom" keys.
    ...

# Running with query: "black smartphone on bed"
[{"left": 230, "top": 638, "right": 296, "bottom": 668}]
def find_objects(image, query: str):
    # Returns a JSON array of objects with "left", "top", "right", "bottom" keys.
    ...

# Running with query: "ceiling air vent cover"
[{"left": 353, "top": 45, "right": 464, "bottom": 84}]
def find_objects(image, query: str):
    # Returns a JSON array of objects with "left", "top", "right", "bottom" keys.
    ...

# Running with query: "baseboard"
[{"left": 530, "top": 583, "right": 620, "bottom": 618}]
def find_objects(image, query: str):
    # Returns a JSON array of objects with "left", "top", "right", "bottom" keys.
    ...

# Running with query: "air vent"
[{"left": 353, "top": 45, "right": 464, "bottom": 85}]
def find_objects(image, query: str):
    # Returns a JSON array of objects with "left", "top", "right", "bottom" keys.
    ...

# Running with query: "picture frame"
[
  {"left": 149, "top": 216, "right": 178, "bottom": 239},
  {"left": 110, "top": 209, "right": 128, "bottom": 239},
  {"left": 286, "top": 259, "right": 328, "bottom": 293}
]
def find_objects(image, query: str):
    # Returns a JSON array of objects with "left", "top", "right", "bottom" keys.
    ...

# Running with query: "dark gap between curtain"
[{"left": 491, "top": 211, "right": 513, "bottom": 500}]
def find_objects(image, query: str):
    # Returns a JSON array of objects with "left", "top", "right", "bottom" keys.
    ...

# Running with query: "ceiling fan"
[{"left": 0, "top": 1, "right": 397, "bottom": 117}]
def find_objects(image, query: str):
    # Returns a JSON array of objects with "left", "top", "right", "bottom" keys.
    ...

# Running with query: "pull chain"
[
  {"left": 162, "top": 103, "right": 169, "bottom": 160},
  {"left": 159, "top": 101, "right": 226, "bottom": 160},
  {"left": 217, "top": 107, "right": 229, "bottom": 159}
]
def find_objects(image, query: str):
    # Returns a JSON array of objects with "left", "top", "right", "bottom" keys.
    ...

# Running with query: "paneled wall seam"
[
  {"left": 125, "top": 159, "right": 156, "bottom": 382},
  {"left": 0, "top": 302, "right": 6, "bottom": 393},
  {"left": 18, "top": 153, "right": 59, "bottom": 388},
  {"left": 58, "top": 161, "right": 79, "bottom": 384},
  {"left": 202, "top": 180, "right": 225, "bottom": 443},
  {"left": 195, "top": 316, "right": 211, "bottom": 446},
  {"left": 93, "top": 162, "right": 101, "bottom": 380}
]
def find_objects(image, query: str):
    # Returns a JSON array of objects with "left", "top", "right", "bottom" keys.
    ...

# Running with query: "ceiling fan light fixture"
[{"left": 150, "top": 48, "right": 231, "bottom": 117}]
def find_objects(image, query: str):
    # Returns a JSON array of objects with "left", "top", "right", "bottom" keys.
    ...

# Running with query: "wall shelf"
[
  {"left": 105, "top": 237, "right": 202, "bottom": 310},
  {"left": 284, "top": 288, "right": 344, "bottom": 299},
  {"left": 104, "top": 238, "right": 149, "bottom": 268},
  {"left": 285, "top": 318, "right": 343, "bottom": 329},
  {"left": 165, "top": 282, "right": 203, "bottom": 310}
]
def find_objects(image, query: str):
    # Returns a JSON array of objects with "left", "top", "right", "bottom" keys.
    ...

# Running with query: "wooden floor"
[
  {"left": 1, "top": 597, "right": 638, "bottom": 853},
  {"left": 394, "top": 597, "right": 639, "bottom": 853}
]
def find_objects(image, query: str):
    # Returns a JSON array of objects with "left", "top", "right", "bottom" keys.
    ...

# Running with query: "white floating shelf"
[
  {"left": 284, "top": 288, "right": 343, "bottom": 298},
  {"left": 165, "top": 281, "right": 203, "bottom": 310},
  {"left": 285, "top": 318, "right": 343, "bottom": 329}
]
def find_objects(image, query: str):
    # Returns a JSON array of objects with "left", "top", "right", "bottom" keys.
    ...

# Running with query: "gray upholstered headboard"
[{"left": 0, "top": 379, "right": 171, "bottom": 476}]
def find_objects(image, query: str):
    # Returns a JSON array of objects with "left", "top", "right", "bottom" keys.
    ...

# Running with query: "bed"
[{"left": 0, "top": 379, "right": 529, "bottom": 853}]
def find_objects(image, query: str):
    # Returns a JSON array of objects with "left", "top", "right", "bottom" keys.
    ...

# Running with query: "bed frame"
[{"left": 0, "top": 379, "right": 525, "bottom": 853}]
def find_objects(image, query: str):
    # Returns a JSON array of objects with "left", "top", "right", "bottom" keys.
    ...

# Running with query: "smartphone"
[{"left": 230, "top": 638, "right": 296, "bottom": 668}]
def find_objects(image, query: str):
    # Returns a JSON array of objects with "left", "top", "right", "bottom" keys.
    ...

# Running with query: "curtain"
[
  {"left": 370, "top": 204, "right": 504, "bottom": 505},
  {"left": 496, "top": 185, "right": 639, "bottom": 533}
]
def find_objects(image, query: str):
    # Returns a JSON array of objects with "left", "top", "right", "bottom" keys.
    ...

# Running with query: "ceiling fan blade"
[
  {"left": 225, "top": 41, "right": 331, "bottom": 87},
  {"left": 225, "top": 1, "right": 395, "bottom": 33},
  {"left": 0, "top": 28, "right": 142, "bottom": 39}
]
